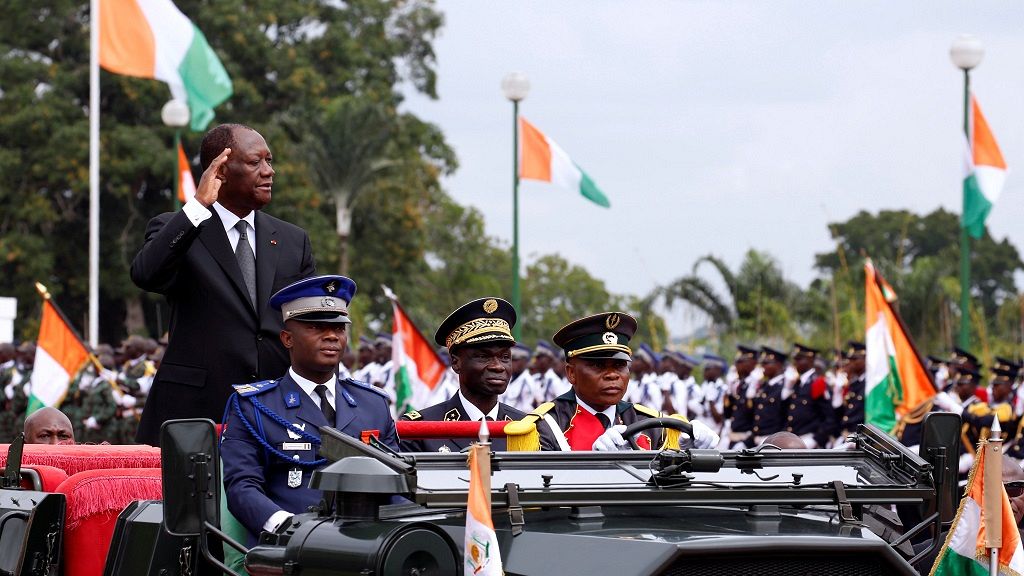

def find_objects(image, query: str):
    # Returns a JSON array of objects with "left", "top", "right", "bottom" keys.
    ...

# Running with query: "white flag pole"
[
  {"left": 986, "top": 418, "right": 1003, "bottom": 576},
  {"left": 88, "top": 0, "right": 100, "bottom": 347}
]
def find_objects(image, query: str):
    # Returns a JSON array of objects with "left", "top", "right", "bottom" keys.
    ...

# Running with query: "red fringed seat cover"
[
  {"left": 0, "top": 443, "right": 161, "bottom": 476},
  {"left": 55, "top": 468, "right": 163, "bottom": 576}
]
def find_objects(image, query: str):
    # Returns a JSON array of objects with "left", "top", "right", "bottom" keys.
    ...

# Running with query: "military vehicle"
[{"left": 0, "top": 413, "right": 961, "bottom": 575}]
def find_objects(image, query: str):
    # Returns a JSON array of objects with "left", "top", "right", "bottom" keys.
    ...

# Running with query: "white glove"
[
  {"left": 959, "top": 452, "right": 974, "bottom": 474},
  {"left": 3, "top": 383, "right": 13, "bottom": 400},
  {"left": 799, "top": 432, "right": 818, "bottom": 449},
  {"left": 119, "top": 394, "right": 137, "bottom": 408},
  {"left": 592, "top": 425, "right": 630, "bottom": 451},
  {"left": 678, "top": 420, "right": 721, "bottom": 450},
  {"left": 84, "top": 416, "right": 100, "bottom": 430}
]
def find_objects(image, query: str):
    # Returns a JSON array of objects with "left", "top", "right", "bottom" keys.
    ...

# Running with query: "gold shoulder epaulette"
[
  {"left": 403, "top": 410, "right": 422, "bottom": 420},
  {"left": 633, "top": 403, "right": 660, "bottom": 418},
  {"left": 526, "top": 402, "right": 555, "bottom": 421},
  {"left": 994, "top": 403, "right": 1013, "bottom": 421},
  {"left": 967, "top": 403, "right": 992, "bottom": 417}
]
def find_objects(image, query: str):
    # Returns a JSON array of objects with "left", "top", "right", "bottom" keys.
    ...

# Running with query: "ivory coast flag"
[
  {"left": 962, "top": 95, "right": 1008, "bottom": 239},
  {"left": 99, "top": 0, "right": 233, "bottom": 131},
  {"left": 28, "top": 297, "right": 91, "bottom": 413},
  {"left": 386, "top": 288, "right": 445, "bottom": 414},
  {"left": 465, "top": 445, "right": 503, "bottom": 576},
  {"left": 177, "top": 141, "right": 197, "bottom": 203},
  {"left": 864, "top": 259, "right": 935, "bottom": 433},
  {"left": 519, "top": 116, "right": 610, "bottom": 207},
  {"left": 929, "top": 439, "right": 1024, "bottom": 575}
]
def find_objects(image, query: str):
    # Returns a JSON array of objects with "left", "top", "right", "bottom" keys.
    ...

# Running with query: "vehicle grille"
[{"left": 660, "top": 555, "right": 890, "bottom": 576}]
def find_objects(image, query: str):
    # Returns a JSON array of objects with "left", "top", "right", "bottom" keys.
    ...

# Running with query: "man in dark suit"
[
  {"left": 220, "top": 275, "right": 397, "bottom": 543},
  {"left": 400, "top": 297, "right": 526, "bottom": 452},
  {"left": 131, "top": 124, "right": 316, "bottom": 445}
]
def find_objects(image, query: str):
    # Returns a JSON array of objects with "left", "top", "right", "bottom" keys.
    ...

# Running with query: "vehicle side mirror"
[
  {"left": 919, "top": 411, "right": 960, "bottom": 523},
  {"left": 160, "top": 419, "right": 220, "bottom": 536}
]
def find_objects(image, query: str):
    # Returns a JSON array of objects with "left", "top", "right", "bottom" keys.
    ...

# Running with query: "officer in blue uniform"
[
  {"left": 751, "top": 346, "right": 788, "bottom": 444},
  {"left": 221, "top": 275, "right": 398, "bottom": 543},
  {"left": 783, "top": 343, "right": 837, "bottom": 448},
  {"left": 724, "top": 345, "right": 759, "bottom": 448}
]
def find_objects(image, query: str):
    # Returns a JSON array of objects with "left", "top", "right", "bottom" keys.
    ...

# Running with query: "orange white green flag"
[
  {"left": 519, "top": 116, "right": 610, "bottom": 208},
  {"left": 465, "top": 443, "right": 503, "bottom": 576},
  {"left": 28, "top": 285, "right": 91, "bottom": 414},
  {"left": 929, "top": 438, "right": 1024, "bottom": 575},
  {"left": 864, "top": 259, "right": 935, "bottom": 433},
  {"left": 99, "top": 0, "right": 232, "bottom": 130},
  {"left": 962, "top": 95, "right": 1008, "bottom": 239},
  {"left": 384, "top": 286, "right": 446, "bottom": 414},
  {"left": 177, "top": 141, "right": 197, "bottom": 203}
]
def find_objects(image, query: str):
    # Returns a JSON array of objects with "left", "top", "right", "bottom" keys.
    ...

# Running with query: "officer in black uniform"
[
  {"left": 751, "top": 346, "right": 787, "bottom": 444},
  {"left": 783, "top": 343, "right": 836, "bottom": 448},
  {"left": 837, "top": 341, "right": 866, "bottom": 441},
  {"left": 724, "top": 345, "right": 759, "bottom": 448},
  {"left": 400, "top": 297, "right": 526, "bottom": 452},
  {"left": 220, "top": 275, "right": 398, "bottom": 543}
]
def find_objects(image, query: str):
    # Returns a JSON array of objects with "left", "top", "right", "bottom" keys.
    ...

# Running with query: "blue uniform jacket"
[{"left": 220, "top": 372, "right": 399, "bottom": 540}]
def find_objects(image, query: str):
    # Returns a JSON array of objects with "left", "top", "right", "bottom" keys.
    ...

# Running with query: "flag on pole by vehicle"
[
  {"left": 864, "top": 259, "right": 935, "bottom": 433},
  {"left": 99, "top": 0, "right": 233, "bottom": 130},
  {"left": 519, "top": 116, "right": 610, "bottom": 208},
  {"left": 465, "top": 439, "right": 503, "bottom": 575},
  {"left": 27, "top": 284, "right": 91, "bottom": 414},
  {"left": 962, "top": 95, "right": 1007, "bottom": 239},
  {"left": 929, "top": 438, "right": 1024, "bottom": 575},
  {"left": 383, "top": 286, "right": 446, "bottom": 414}
]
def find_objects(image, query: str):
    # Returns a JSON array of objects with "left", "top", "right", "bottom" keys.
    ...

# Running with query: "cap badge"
[
  {"left": 605, "top": 314, "right": 621, "bottom": 330},
  {"left": 324, "top": 280, "right": 338, "bottom": 293},
  {"left": 322, "top": 297, "right": 336, "bottom": 308},
  {"left": 602, "top": 332, "right": 617, "bottom": 345},
  {"left": 483, "top": 299, "right": 498, "bottom": 314}
]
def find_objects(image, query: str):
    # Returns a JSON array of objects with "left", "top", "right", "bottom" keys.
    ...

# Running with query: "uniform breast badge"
[
  {"left": 287, "top": 468, "right": 302, "bottom": 488},
  {"left": 438, "top": 445, "right": 451, "bottom": 453},
  {"left": 286, "top": 422, "right": 306, "bottom": 440}
]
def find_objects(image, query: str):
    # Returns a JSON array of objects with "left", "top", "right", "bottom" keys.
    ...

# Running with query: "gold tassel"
[
  {"left": 504, "top": 419, "right": 539, "bottom": 451},
  {"left": 661, "top": 413, "right": 690, "bottom": 450}
]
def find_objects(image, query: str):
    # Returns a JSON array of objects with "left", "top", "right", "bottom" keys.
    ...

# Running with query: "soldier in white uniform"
[
  {"left": 700, "top": 354, "right": 728, "bottom": 436},
  {"left": 500, "top": 344, "right": 537, "bottom": 412},
  {"left": 532, "top": 341, "right": 565, "bottom": 404}
]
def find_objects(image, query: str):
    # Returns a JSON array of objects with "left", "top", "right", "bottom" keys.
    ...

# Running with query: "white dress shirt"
[
  {"left": 181, "top": 198, "right": 256, "bottom": 256},
  {"left": 457, "top": 390, "right": 499, "bottom": 421}
]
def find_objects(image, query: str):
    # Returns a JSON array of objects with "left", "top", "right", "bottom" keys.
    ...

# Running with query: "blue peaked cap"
[{"left": 269, "top": 275, "right": 356, "bottom": 323}]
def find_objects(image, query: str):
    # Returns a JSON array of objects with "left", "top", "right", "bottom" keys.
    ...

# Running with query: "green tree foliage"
[
  {"left": 654, "top": 250, "right": 802, "bottom": 348},
  {"left": 813, "top": 209, "right": 1023, "bottom": 357}
]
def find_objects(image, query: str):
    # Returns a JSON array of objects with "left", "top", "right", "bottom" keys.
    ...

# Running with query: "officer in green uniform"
[
  {"left": 0, "top": 343, "right": 18, "bottom": 442},
  {"left": 81, "top": 353, "right": 119, "bottom": 444}
]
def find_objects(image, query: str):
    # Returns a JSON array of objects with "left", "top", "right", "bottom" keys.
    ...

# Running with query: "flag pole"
[
  {"left": 88, "top": 0, "right": 101, "bottom": 347},
  {"left": 984, "top": 420, "right": 1003, "bottom": 576}
]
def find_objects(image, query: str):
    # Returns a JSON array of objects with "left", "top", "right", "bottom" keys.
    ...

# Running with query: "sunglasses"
[{"left": 1005, "top": 481, "right": 1024, "bottom": 498}]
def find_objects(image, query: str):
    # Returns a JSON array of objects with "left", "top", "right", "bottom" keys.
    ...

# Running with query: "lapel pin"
[{"left": 270, "top": 239, "right": 278, "bottom": 245}]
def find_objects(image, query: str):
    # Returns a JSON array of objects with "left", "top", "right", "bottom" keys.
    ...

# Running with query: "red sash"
[{"left": 563, "top": 406, "right": 652, "bottom": 450}]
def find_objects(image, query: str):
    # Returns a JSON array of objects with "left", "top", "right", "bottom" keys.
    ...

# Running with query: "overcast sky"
[{"left": 401, "top": 1, "right": 1024, "bottom": 334}]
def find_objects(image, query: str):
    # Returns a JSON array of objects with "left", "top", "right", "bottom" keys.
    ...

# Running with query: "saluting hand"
[{"left": 194, "top": 148, "right": 231, "bottom": 207}]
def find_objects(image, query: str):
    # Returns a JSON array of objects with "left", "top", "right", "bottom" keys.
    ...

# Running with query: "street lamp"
[
  {"left": 502, "top": 72, "right": 530, "bottom": 339},
  {"left": 161, "top": 99, "right": 190, "bottom": 209},
  {"left": 950, "top": 35, "right": 983, "bottom": 350}
]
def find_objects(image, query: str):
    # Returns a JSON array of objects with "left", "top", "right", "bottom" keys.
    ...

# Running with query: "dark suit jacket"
[
  {"left": 220, "top": 373, "right": 398, "bottom": 541},
  {"left": 131, "top": 208, "right": 315, "bottom": 444},
  {"left": 399, "top": 395, "right": 526, "bottom": 452}
]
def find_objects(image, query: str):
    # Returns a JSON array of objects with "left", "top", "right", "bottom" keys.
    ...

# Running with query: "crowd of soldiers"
[
  {"left": 0, "top": 335, "right": 160, "bottom": 444},
  {"left": 3, "top": 326, "right": 1021, "bottom": 465},
  {"left": 340, "top": 335, "right": 1024, "bottom": 467}
]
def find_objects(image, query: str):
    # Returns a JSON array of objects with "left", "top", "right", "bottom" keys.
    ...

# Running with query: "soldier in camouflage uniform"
[
  {"left": 0, "top": 343, "right": 19, "bottom": 442},
  {"left": 115, "top": 336, "right": 155, "bottom": 443},
  {"left": 60, "top": 366, "right": 89, "bottom": 443},
  {"left": 81, "top": 353, "right": 119, "bottom": 444}
]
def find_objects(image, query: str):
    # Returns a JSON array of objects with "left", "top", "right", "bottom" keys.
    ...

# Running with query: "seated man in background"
[
  {"left": 23, "top": 407, "right": 75, "bottom": 445},
  {"left": 525, "top": 311, "right": 719, "bottom": 452}
]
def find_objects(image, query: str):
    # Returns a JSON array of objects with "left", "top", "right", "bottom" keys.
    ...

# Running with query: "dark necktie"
[
  {"left": 314, "top": 384, "right": 336, "bottom": 424},
  {"left": 596, "top": 413, "right": 611, "bottom": 430},
  {"left": 484, "top": 416, "right": 494, "bottom": 422},
  {"left": 234, "top": 221, "right": 256, "bottom": 306}
]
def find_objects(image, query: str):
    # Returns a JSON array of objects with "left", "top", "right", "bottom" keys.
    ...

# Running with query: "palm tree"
[
  {"left": 290, "top": 97, "right": 397, "bottom": 275},
  {"left": 653, "top": 250, "right": 801, "bottom": 338}
]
